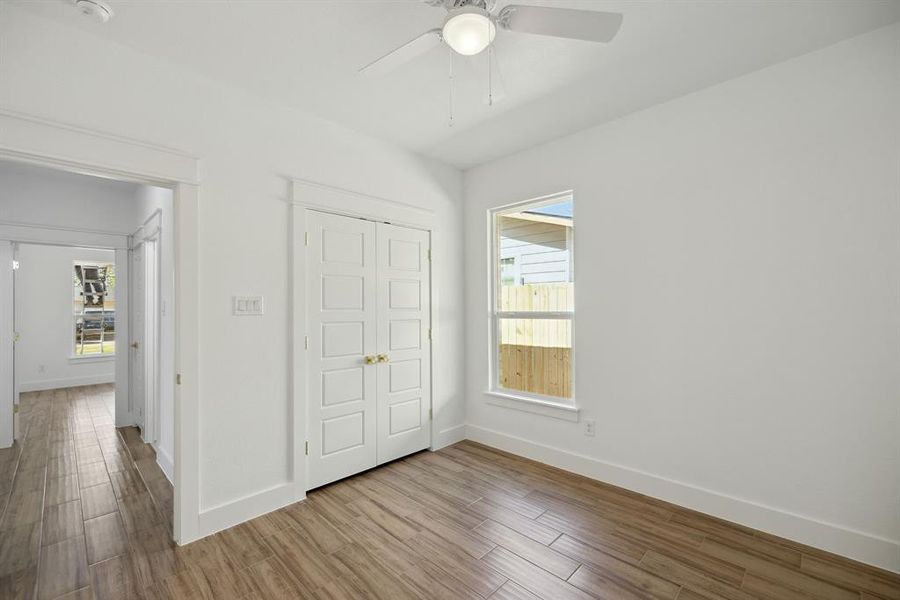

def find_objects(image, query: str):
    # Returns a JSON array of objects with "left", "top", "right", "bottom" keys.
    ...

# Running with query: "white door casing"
[
  {"left": 0, "top": 242, "right": 14, "bottom": 448},
  {"left": 0, "top": 108, "right": 200, "bottom": 543},
  {"left": 376, "top": 223, "right": 432, "bottom": 464},
  {"left": 306, "top": 210, "right": 378, "bottom": 489},
  {"left": 12, "top": 243, "right": 19, "bottom": 441}
]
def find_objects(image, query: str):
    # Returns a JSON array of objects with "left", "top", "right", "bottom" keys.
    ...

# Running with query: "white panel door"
[
  {"left": 130, "top": 245, "right": 145, "bottom": 429},
  {"left": 0, "top": 242, "right": 14, "bottom": 448},
  {"left": 143, "top": 237, "right": 160, "bottom": 444},
  {"left": 376, "top": 223, "right": 431, "bottom": 464},
  {"left": 307, "top": 211, "right": 377, "bottom": 489}
]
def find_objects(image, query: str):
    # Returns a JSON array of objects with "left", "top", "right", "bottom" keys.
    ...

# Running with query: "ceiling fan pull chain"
[
  {"left": 448, "top": 50, "right": 454, "bottom": 127},
  {"left": 488, "top": 38, "right": 494, "bottom": 107}
]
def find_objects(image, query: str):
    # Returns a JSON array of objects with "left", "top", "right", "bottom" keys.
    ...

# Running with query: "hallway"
[{"left": 0, "top": 384, "right": 173, "bottom": 598}]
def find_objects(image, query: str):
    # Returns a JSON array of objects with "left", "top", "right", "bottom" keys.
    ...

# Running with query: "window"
[
  {"left": 73, "top": 261, "right": 116, "bottom": 356},
  {"left": 491, "top": 194, "right": 574, "bottom": 403}
]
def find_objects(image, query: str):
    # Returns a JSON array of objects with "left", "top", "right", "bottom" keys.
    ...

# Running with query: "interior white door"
[
  {"left": 0, "top": 242, "right": 14, "bottom": 448},
  {"left": 143, "top": 237, "right": 160, "bottom": 444},
  {"left": 306, "top": 211, "right": 378, "bottom": 489},
  {"left": 375, "top": 223, "right": 432, "bottom": 464},
  {"left": 131, "top": 244, "right": 145, "bottom": 429}
]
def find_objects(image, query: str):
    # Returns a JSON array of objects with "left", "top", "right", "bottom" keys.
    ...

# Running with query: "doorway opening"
[{"left": 0, "top": 159, "right": 177, "bottom": 541}]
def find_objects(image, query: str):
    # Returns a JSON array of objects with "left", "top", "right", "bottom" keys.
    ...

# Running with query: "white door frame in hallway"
[
  {"left": 0, "top": 241, "right": 14, "bottom": 448},
  {"left": 0, "top": 238, "right": 129, "bottom": 426},
  {"left": 130, "top": 237, "right": 146, "bottom": 432},
  {"left": 0, "top": 109, "right": 201, "bottom": 544},
  {"left": 129, "top": 211, "right": 164, "bottom": 447}
]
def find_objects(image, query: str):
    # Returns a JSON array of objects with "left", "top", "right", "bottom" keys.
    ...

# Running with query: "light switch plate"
[{"left": 232, "top": 296, "right": 264, "bottom": 316}]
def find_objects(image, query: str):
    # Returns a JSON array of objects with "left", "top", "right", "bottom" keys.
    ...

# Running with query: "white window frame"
[
  {"left": 72, "top": 259, "right": 117, "bottom": 359},
  {"left": 487, "top": 191, "right": 578, "bottom": 421}
]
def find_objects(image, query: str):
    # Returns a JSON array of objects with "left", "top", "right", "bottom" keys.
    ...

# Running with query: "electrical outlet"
[{"left": 583, "top": 418, "right": 596, "bottom": 437}]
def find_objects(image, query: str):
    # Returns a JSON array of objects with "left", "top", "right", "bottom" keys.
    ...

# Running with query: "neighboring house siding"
[{"left": 499, "top": 216, "right": 572, "bottom": 284}]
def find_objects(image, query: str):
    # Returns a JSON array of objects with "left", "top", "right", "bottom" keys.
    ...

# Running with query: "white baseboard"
[
  {"left": 433, "top": 423, "right": 466, "bottom": 450},
  {"left": 197, "top": 483, "right": 305, "bottom": 539},
  {"left": 154, "top": 444, "right": 175, "bottom": 485},
  {"left": 19, "top": 374, "right": 115, "bottom": 392},
  {"left": 465, "top": 424, "right": 900, "bottom": 574}
]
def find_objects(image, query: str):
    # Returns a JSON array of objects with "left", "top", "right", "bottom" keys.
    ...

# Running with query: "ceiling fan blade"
[
  {"left": 497, "top": 5, "right": 623, "bottom": 43},
  {"left": 359, "top": 28, "right": 443, "bottom": 77}
]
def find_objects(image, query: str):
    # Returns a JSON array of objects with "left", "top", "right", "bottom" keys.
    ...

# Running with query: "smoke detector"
[{"left": 75, "top": 0, "right": 113, "bottom": 23}]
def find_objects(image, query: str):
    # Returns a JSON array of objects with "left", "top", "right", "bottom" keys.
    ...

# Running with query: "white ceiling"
[{"left": 18, "top": 0, "right": 900, "bottom": 169}]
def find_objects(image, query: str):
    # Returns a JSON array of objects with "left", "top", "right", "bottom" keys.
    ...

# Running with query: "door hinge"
[
  {"left": 304, "top": 335, "right": 309, "bottom": 350},
  {"left": 305, "top": 441, "right": 309, "bottom": 456},
  {"left": 428, "top": 408, "right": 432, "bottom": 421},
  {"left": 427, "top": 329, "right": 432, "bottom": 341},
  {"left": 13, "top": 404, "right": 19, "bottom": 414},
  {"left": 13, "top": 332, "right": 20, "bottom": 343},
  {"left": 304, "top": 232, "right": 309, "bottom": 246},
  {"left": 176, "top": 373, "right": 182, "bottom": 385},
  {"left": 427, "top": 249, "right": 432, "bottom": 261}
]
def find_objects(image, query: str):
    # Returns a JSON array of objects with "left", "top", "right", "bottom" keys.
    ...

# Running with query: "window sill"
[
  {"left": 68, "top": 354, "right": 115, "bottom": 364},
  {"left": 484, "top": 390, "right": 580, "bottom": 422}
]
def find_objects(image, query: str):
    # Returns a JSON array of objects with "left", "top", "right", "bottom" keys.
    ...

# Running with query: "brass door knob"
[
  {"left": 131, "top": 342, "right": 139, "bottom": 349},
  {"left": 364, "top": 355, "right": 377, "bottom": 364},
  {"left": 377, "top": 354, "right": 389, "bottom": 363}
]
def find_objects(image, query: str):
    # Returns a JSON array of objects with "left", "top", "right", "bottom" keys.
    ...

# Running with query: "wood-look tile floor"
[
  {"left": 0, "top": 384, "right": 173, "bottom": 599},
  {"left": 3, "top": 386, "right": 898, "bottom": 599}
]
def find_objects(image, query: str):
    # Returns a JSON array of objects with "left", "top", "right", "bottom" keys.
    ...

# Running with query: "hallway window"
[
  {"left": 73, "top": 261, "right": 116, "bottom": 356},
  {"left": 491, "top": 194, "right": 574, "bottom": 401}
]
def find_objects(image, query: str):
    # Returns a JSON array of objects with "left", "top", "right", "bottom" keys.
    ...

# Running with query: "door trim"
[
  {"left": 0, "top": 108, "right": 201, "bottom": 544},
  {"left": 0, "top": 242, "right": 14, "bottom": 448},
  {"left": 291, "top": 178, "right": 435, "bottom": 499},
  {"left": 0, "top": 232, "right": 131, "bottom": 425}
]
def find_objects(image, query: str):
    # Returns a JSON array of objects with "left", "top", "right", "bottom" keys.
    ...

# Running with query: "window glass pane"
[
  {"left": 498, "top": 318, "right": 572, "bottom": 399},
  {"left": 497, "top": 198, "right": 573, "bottom": 311},
  {"left": 73, "top": 266, "right": 84, "bottom": 314},
  {"left": 74, "top": 261, "right": 116, "bottom": 356}
]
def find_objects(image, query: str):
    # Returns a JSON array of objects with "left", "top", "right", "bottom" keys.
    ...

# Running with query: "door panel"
[
  {"left": 143, "top": 237, "right": 160, "bottom": 444},
  {"left": 130, "top": 245, "right": 145, "bottom": 429},
  {"left": 307, "top": 211, "right": 377, "bottom": 489},
  {"left": 376, "top": 223, "right": 431, "bottom": 464}
]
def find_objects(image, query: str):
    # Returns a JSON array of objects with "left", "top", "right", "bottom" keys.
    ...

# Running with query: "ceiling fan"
[{"left": 360, "top": 0, "right": 623, "bottom": 78}]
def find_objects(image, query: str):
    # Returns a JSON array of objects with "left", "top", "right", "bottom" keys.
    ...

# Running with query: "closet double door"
[{"left": 306, "top": 210, "right": 432, "bottom": 490}]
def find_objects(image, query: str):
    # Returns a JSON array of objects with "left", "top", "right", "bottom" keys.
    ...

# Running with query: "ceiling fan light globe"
[
  {"left": 75, "top": 0, "right": 113, "bottom": 23},
  {"left": 442, "top": 7, "right": 496, "bottom": 56}
]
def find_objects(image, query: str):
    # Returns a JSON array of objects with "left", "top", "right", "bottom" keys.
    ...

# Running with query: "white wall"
[
  {"left": 464, "top": 24, "right": 900, "bottom": 572},
  {"left": 0, "top": 161, "right": 142, "bottom": 232},
  {"left": 135, "top": 186, "right": 176, "bottom": 483},
  {"left": 0, "top": 3, "right": 465, "bottom": 531},
  {"left": 15, "top": 245, "right": 116, "bottom": 392}
]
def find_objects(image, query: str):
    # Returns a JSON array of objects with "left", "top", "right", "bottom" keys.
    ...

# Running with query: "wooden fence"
[
  {"left": 499, "top": 344, "right": 572, "bottom": 399},
  {"left": 498, "top": 283, "right": 573, "bottom": 398},
  {"left": 500, "top": 283, "right": 573, "bottom": 314}
]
